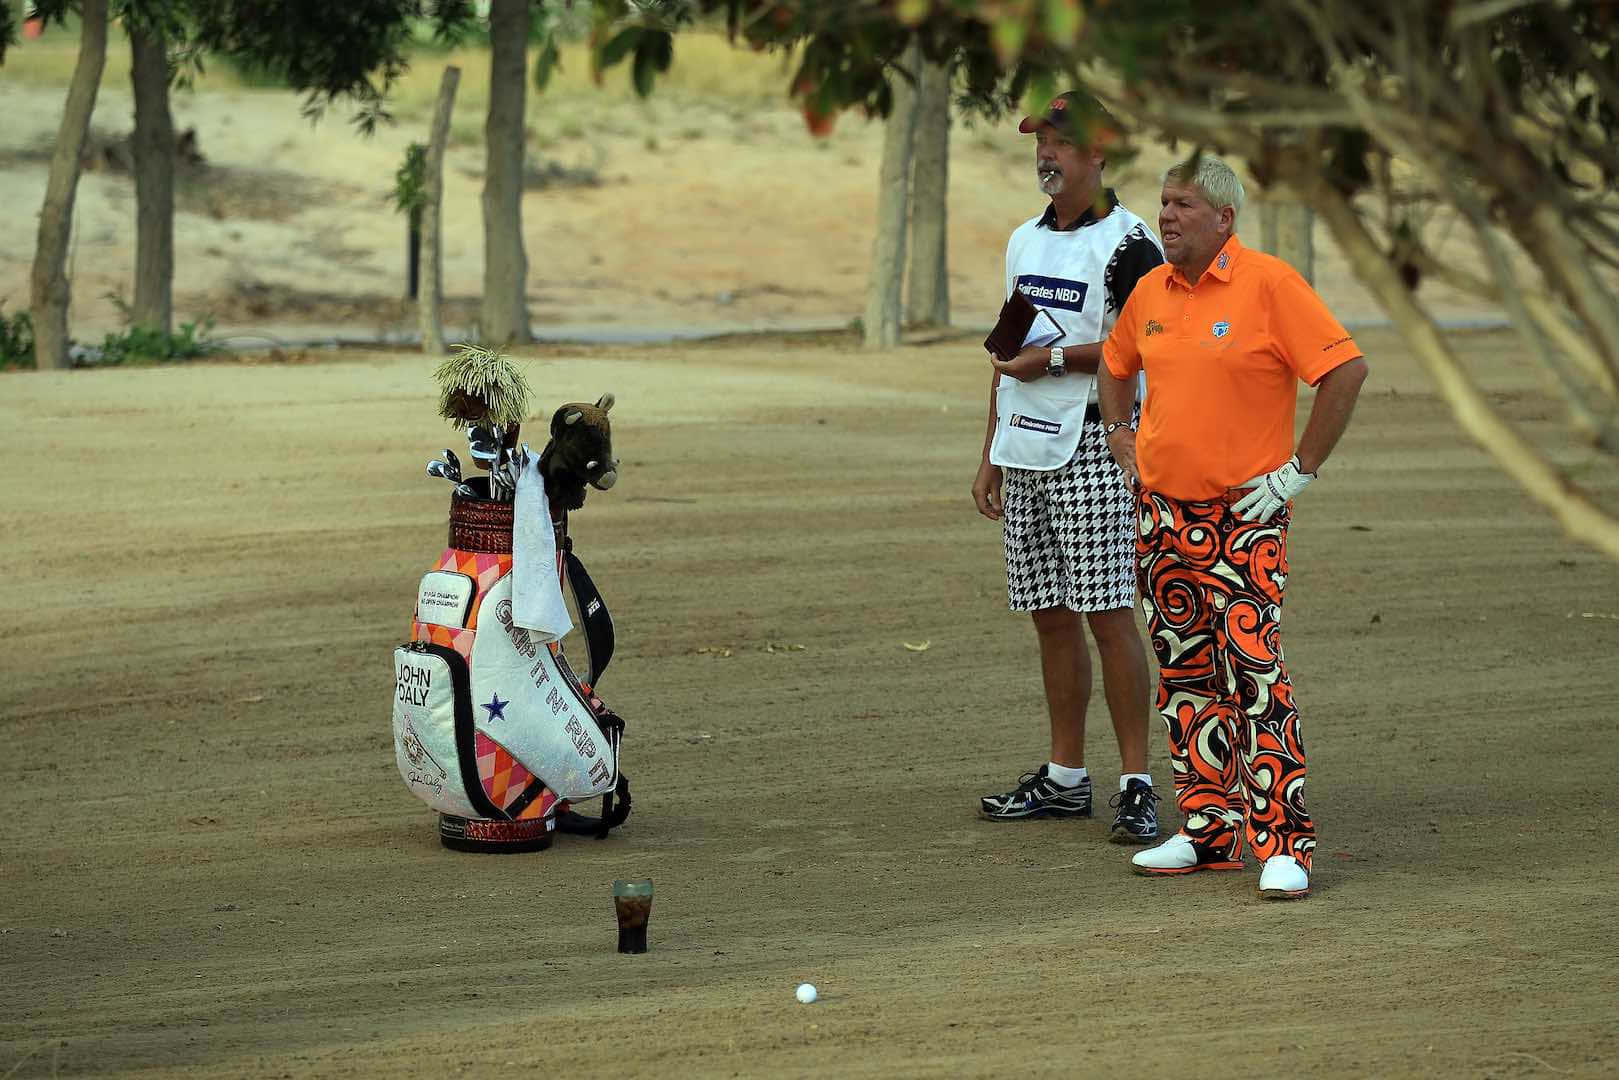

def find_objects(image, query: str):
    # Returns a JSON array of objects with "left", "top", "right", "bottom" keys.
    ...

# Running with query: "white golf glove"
[{"left": 1232, "top": 456, "right": 1314, "bottom": 523}]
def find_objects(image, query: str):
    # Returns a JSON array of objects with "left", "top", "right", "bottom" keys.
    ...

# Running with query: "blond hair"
[{"left": 1165, "top": 154, "right": 1245, "bottom": 221}]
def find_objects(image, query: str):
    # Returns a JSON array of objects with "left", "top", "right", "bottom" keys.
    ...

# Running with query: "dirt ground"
[
  {"left": 5, "top": 33, "right": 1619, "bottom": 1078},
  {"left": 4, "top": 323, "right": 1619, "bottom": 1079}
]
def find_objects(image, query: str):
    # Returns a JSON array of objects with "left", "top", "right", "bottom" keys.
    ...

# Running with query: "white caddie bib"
[
  {"left": 991, "top": 377, "right": 1090, "bottom": 470},
  {"left": 989, "top": 203, "right": 1158, "bottom": 471}
]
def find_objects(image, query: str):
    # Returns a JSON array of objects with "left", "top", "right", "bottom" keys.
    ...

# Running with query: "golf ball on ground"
[{"left": 795, "top": 983, "right": 818, "bottom": 1004}]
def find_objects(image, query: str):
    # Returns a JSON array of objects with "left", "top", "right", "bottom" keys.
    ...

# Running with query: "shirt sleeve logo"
[{"left": 1211, "top": 320, "right": 1231, "bottom": 338}]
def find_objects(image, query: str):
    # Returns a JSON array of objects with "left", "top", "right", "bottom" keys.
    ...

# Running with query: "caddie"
[
  {"left": 1098, "top": 154, "right": 1370, "bottom": 899},
  {"left": 972, "top": 91, "right": 1165, "bottom": 842}
]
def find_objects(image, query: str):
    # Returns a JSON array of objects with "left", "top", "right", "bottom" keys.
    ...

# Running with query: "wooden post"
[
  {"left": 407, "top": 208, "right": 421, "bottom": 301},
  {"left": 1260, "top": 200, "right": 1315, "bottom": 285},
  {"left": 420, "top": 65, "right": 461, "bottom": 355}
]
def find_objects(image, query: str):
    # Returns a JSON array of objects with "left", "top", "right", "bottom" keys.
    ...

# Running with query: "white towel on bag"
[{"left": 511, "top": 451, "right": 573, "bottom": 640}]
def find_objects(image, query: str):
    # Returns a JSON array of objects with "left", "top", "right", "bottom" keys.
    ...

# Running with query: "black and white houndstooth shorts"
[{"left": 1002, "top": 412, "right": 1137, "bottom": 613}]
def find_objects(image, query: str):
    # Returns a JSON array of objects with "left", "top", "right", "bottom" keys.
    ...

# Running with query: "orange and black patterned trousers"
[{"left": 1136, "top": 490, "right": 1315, "bottom": 869}]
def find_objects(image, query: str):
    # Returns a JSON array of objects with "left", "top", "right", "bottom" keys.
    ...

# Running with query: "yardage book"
[{"left": 984, "top": 288, "right": 1064, "bottom": 362}]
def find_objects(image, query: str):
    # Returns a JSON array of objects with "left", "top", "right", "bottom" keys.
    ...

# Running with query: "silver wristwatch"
[{"left": 1045, "top": 345, "right": 1066, "bottom": 378}]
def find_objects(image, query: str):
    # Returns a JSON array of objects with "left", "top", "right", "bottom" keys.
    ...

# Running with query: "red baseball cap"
[{"left": 1018, "top": 91, "right": 1117, "bottom": 143}]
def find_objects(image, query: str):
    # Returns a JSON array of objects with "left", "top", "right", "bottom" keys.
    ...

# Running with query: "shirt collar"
[
  {"left": 1037, "top": 188, "right": 1120, "bottom": 231},
  {"left": 1166, "top": 234, "right": 1244, "bottom": 289}
]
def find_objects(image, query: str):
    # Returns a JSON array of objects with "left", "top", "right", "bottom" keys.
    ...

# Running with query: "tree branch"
[
  {"left": 1312, "top": 180, "right": 1619, "bottom": 560},
  {"left": 1418, "top": 251, "right": 1619, "bottom": 403}
]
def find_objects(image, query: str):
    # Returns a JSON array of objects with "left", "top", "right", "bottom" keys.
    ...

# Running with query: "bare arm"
[
  {"left": 1098, "top": 366, "right": 1140, "bottom": 491},
  {"left": 990, "top": 341, "right": 1103, "bottom": 382},
  {"left": 979, "top": 368, "right": 998, "bottom": 457},
  {"left": 975, "top": 337, "right": 1113, "bottom": 517},
  {"left": 972, "top": 368, "right": 1004, "bottom": 520},
  {"left": 1295, "top": 356, "right": 1370, "bottom": 475}
]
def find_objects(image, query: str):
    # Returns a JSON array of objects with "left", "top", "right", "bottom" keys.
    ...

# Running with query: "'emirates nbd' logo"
[
  {"left": 1010, "top": 414, "right": 1062, "bottom": 435},
  {"left": 1015, "top": 275, "right": 1089, "bottom": 313}
]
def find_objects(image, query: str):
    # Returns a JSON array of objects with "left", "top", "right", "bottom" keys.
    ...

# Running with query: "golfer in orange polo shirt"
[{"left": 1098, "top": 154, "right": 1369, "bottom": 899}]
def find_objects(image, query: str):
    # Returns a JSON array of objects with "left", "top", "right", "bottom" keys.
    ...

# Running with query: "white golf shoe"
[
  {"left": 1258, "top": 855, "right": 1310, "bottom": 899},
  {"left": 1130, "top": 832, "right": 1244, "bottom": 876}
]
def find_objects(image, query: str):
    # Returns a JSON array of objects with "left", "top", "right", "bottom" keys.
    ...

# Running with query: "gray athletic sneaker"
[
  {"left": 979, "top": 765, "right": 1093, "bottom": 820},
  {"left": 1107, "top": 778, "right": 1160, "bottom": 844}
]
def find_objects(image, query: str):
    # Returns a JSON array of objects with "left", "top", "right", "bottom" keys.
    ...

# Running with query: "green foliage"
[
  {"left": 0, "top": 1, "right": 16, "bottom": 67},
  {"left": 391, "top": 142, "right": 428, "bottom": 216},
  {"left": 591, "top": 3, "right": 688, "bottom": 99},
  {"left": 4, "top": 2, "right": 489, "bottom": 130},
  {"left": 94, "top": 319, "right": 219, "bottom": 366},
  {"left": 213, "top": 50, "right": 294, "bottom": 89},
  {"left": 179, "top": 0, "right": 594, "bottom": 130},
  {"left": 186, "top": 1, "right": 470, "bottom": 133},
  {"left": 530, "top": 0, "right": 589, "bottom": 91},
  {"left": 532, "top": 30, "right": 561, "bottom": 92},
  {"left": 584, "top": 0, "right": 1619, "bottom": 232},
  {"left": 0, "top": 302, "right": 35, "bottom": 371},
  {"left": 591, "top": 25, "right": 656, "bottom": 95}
]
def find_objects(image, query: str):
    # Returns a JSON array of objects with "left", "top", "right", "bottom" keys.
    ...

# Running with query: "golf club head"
[
  {"left": 427, "top": 460, "right": 456, "bottom": 482},
  {"left": 442, "top": 449, "right": 463, "bottom": 480},
  {"left": 466, "top": 424, "right": 504, "bottom": 469}
]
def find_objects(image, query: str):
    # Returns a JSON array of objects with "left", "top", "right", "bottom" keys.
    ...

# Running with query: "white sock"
[
  {"left": 1047, "top": 762, "right": 1088, "bottom": 787},
  {"left": 1119, "top": 773, "right": 1152, "bottom": 792}
]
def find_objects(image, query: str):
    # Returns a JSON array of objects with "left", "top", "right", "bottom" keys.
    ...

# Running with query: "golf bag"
[{"left": 393, "top": 484, "right": 630, "bottom": 852}]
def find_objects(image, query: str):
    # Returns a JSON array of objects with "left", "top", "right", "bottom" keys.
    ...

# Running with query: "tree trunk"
[
  {"left": 130, "top": 18, "right": 174, "bottom": 335},
  {"left": 30, "top": 0, "right": 108, "bottom": 369},
  {"left": 420, "top": 65, "right": 461, "bottom": 355},
  {"left": 905, "top": 56, "right": 950, "bottom": 328},
  {"left": 1260, "top": 200, "right": 1315, "bottom": 285},
  {"left": 862, "top": 41, "right": 922, "bottom": 348},
  {"left": 481, "top": 0, "right": 530, "bottom": 346}
]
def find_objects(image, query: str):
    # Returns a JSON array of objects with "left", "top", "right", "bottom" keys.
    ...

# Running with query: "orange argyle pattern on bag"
[
  {"left": 412, "top": 621, "right": 473, "bottom": 661},
  {"left": 412, "top": 548, "right": 559, "bottom": 821},
  {"left": 476, "top": 732, "right": 559, "bottom": 820},
  {"left": 435, "top": 548, "right": 512, "bottom": 627},
  {"left": 1137, "top": 491, "right": 1315, "bottom": 869},
  {"left": 411, "top": 549, "right": 514, "bottom": 657}
]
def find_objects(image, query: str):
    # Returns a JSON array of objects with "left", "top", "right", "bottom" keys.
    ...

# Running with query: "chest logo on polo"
[
  {"left": 1211, "top": 320, "right": 1231, "bottom": 338},
  {"left": 1015, "top": 274, "right": 1089, "bottom": 313},
  {"left": 1145, "top": 319, "right": 1164, "bottom": 337},
  {"left": 1009, "top": 413, "right": 1062, "bottom": 435}
]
